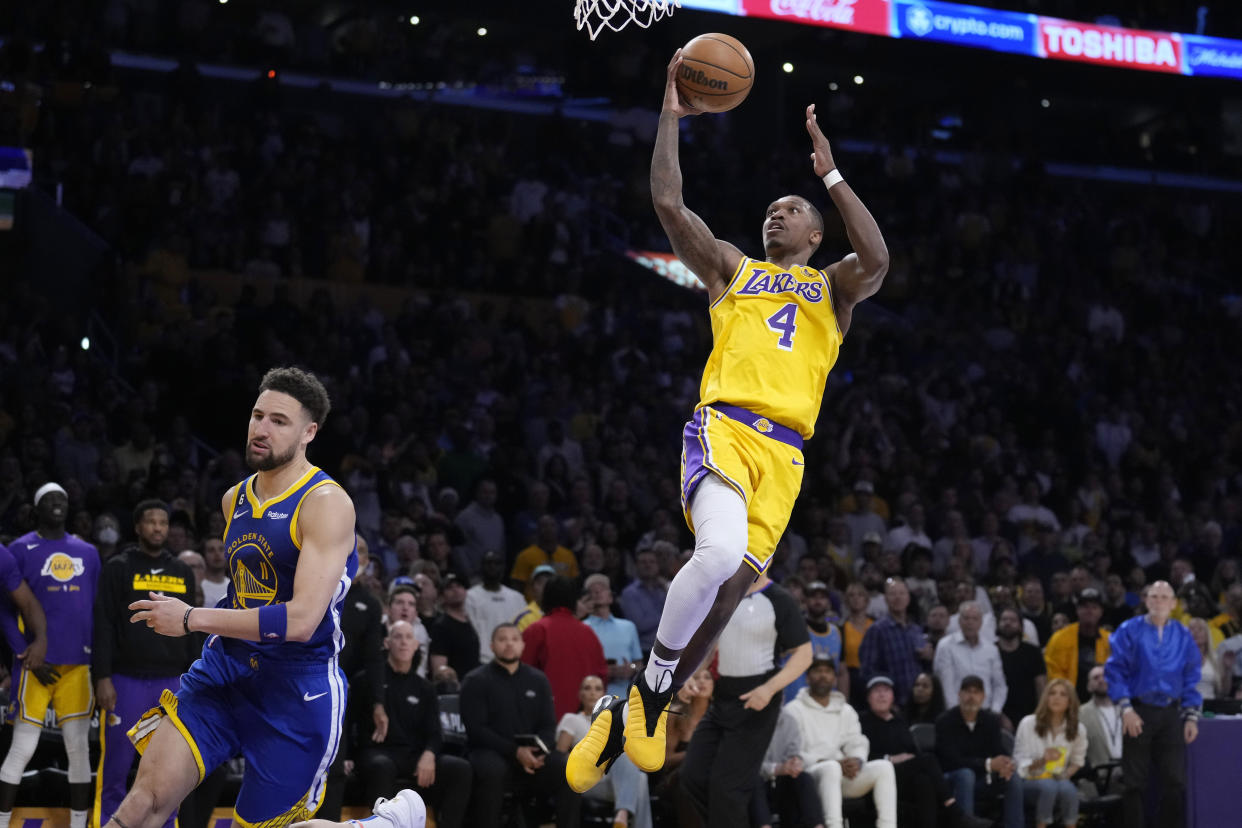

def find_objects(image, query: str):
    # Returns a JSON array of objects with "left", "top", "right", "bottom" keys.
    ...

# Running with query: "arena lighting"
[
  {"left": 677, "top": 0, "right": 1242, "bottom": 82},
  {"left": 782, "top": 62, "right": 794, "bottom": 73},
  {"left": 477, "top": 27, "right": 488, "bottom": 36},
  {"left": 1041, "top": 98, "right": 1051, "bottom": 108},
  {"left": 80, "top": 337, "right": 90, "bottom": 351},
  {"left": 409, "top": 15, "right": 420, "bottom": 25},
  {"left": 266, "top": 69, "right": 276, "bottom": 79},
  {"left": 853, "top": 74, "right": 864, "bottom": 84},
  {"left": 828, "top": 81, "right": 839, "bottom": 90}
]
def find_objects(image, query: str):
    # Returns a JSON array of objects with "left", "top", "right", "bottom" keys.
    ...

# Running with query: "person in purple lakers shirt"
[{"left": 0, "top": 482, "right": 100, "bottom": 828}]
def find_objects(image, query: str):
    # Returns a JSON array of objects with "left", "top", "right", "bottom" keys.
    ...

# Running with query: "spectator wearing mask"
[
  {"left": 94, "top": 500, "right": 199, "bottom": 828},
  {"left": 460, "top": 624, "right": 579, "bottom": 828}
]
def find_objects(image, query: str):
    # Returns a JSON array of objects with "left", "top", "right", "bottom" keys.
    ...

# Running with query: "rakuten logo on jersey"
[
  {"left": 743, "top": 0, "right": 890, "bottom": 36},
  {"left": 1039, "top": 19, "right": 1181, "bottom": 74}
]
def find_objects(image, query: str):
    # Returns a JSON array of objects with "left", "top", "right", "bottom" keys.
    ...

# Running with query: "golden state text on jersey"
[
  {"left": 219, "top": 466, "right": 357, "bottom": 662},
  {"left": 697, "top": 257, "right": 843, "bottom": 439}
]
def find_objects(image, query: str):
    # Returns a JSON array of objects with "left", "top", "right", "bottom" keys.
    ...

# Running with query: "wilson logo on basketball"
[
  {"left": 40, "top": 552, "right": 85, "bottom": 583},
  {"left": 679, "top": 66, "right": 729, "bottom": 90}
]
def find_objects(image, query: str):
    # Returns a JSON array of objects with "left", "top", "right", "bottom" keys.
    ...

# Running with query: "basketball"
[{"left": 676, "top": 33, "right": 754, "bottom": 114}]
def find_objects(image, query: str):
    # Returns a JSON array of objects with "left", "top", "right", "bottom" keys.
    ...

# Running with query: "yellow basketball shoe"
[
  {"left": 566, "top": 693, "right": 627, "bottom": 793},
  {"left": 623, "top": 674, "right": 673, "bottom": 772}
]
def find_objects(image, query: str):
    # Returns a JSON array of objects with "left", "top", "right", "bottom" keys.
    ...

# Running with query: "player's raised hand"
[
  {"left": 663, "top": 50, "right": 701, "bottom": 118},
  {"left": 130, "top": 591, "right": 192, "bottom": 637},
  {"left": 806, "top": 104, "right": 837, "bottom": 177}
]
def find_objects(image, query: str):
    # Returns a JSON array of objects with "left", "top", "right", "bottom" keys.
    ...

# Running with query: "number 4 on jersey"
[{"left": 766, "top": 303, "right": 798, "bottom": 350}]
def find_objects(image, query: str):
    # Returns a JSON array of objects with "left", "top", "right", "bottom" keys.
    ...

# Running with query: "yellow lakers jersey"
[{"left": 696, "top": 257, "right": 843, "bottom": 438}]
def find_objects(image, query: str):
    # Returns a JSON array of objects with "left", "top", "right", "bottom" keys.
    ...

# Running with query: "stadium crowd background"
[{"left": 1, "top": 0, "right": 1242, "bottom": 825}]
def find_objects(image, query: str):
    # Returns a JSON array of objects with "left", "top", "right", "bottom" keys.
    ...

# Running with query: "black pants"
[
  {"left": 319, "top": 749, "right": 349, "bottom": 821},
  {"left": 894, "top": 753, "right": 951, "bottom": 828},
  {"left": 357, "top": 747, "right": 473, "bottom": 828},
  {"left": 1122, "top": 702, "right": 1186, "bottom": 828},
  {"left": 467, "top": 748, "right": 580, "bottom": 828},
  {"left": 770, "top": 772, "right": 826, "bottom": 828},
  {"left": 682, "top": 680, "right": 783, "bottom": 828}
]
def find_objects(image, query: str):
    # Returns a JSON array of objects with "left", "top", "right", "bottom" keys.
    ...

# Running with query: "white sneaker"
[{"left": 371, "top": 790, "right": 427, "bottom": 828}]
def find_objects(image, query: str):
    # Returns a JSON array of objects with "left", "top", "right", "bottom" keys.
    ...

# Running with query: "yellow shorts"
[
  {"left": 680, "top": 403, "right": 805, "bottom": 573},
  {"left": 14, "top": 663, "right": 93, "bottom": 726}
]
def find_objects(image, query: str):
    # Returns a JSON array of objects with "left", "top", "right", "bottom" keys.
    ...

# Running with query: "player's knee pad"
[
  {"left": 61, "top": 718, "right": 91, "bottom": 783},
  {"left": 687, "top": 474, "right": 748, "bottom": 586},
  {"left": 0, "top": 722, "right": 41, "bottom": 784}
]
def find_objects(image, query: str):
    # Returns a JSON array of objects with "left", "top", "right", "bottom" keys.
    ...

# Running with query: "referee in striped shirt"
[{"left": 682, "top": 571, "right": 813, "bottom": 828}]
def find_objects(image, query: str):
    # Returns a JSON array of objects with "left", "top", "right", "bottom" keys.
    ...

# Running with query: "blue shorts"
[{"left": 132, "top": 636, "right": 345, "bottom": 826}]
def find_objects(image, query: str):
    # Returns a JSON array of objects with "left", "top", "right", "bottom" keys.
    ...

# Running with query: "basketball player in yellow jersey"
[{"left": 568, "top": 49, "right": 889, "bottom": 795}]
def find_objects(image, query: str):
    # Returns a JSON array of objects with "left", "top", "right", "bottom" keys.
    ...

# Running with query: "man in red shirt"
[{"left": 522, "top": 576, "right": 608, "bottom": 720}]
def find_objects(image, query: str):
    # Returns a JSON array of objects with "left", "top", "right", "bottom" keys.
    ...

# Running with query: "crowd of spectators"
[{"left": 1, "top": 0, "right": 1241, "bottom": 825}]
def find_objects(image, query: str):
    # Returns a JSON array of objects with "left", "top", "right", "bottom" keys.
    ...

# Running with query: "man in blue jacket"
[{"left": 1105, "top": 580, "right": 1201, "bottom": 828}]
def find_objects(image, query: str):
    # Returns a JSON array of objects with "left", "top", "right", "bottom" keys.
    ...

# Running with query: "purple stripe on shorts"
[
  {"left": 712, "top": 403, "right": 803, "bottom": 449},
  {"left": 681, "top": 409, "right": 710, "bottom": 508}
]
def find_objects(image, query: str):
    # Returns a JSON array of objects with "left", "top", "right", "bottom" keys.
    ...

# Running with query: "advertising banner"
[
  {"left": 894, "top": 0, "right": 1039, "bottom": 56},
  {"left": 1182, "top": 34, "right": 1242, "bottom": 80},
  {"left": 1038, "top": 18, "right": 1182, "bottom": 74},
  {"left": 738, "top": 0, "right": 891, "bottom": 37}
]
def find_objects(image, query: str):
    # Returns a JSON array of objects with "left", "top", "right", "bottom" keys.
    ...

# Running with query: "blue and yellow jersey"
[
  {"left": 220, "top": 467, "right": 356, "bottom": 664},
  {"left": 697, "top": 257, "right": 844, "bottom": 439}
]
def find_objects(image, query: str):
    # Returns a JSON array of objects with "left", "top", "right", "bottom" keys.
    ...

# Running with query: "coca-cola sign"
[{"left": 741, "top": 0, "right": 892, "bottom": 36}]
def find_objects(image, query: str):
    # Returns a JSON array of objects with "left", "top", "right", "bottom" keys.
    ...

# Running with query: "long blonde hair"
[{"left": 1034, "top": 678, "right": 1079, "bottom": 739}]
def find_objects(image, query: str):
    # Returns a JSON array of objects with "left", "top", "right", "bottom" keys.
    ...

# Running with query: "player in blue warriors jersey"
[
  {"left": 569, "top": 50, "right": 890, "bottom": 809},
  {"left": 111, "top": 367, "right": 359, "bottom": 828},
  {"left": 0, "top": 481, "right": 99, "bottom": 828}
]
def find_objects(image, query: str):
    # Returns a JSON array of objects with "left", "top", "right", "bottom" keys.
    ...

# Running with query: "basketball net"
[{"left": 574, "top": 0, "right": 680, "bottom": 40}]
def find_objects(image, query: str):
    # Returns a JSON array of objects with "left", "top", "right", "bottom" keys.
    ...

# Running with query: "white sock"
[
  {"left": 70, "top": 810, "right": 87, "bottom": 828},
  {"left": 644, "top": 655, "right": 679, "bottom": 694},
  {"left": 0, "top": 810, "right": 11, "bottom": 828}
]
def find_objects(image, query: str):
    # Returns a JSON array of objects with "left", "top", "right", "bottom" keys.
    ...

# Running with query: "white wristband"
[{"left": 822, "top": 169, "right": 844, "bottom": 190}]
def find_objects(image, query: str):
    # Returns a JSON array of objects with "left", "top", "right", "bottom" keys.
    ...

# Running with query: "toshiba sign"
[{"left": 1039, "top": 19, "right": 1182, "bottom": 73}]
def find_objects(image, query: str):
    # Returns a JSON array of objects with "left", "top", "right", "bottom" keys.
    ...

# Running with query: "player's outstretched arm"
[
  {"left": 131, "top": 485, "right": 355, "bottom": 642},
  {"left": 806, "top": 105, "right": 889, "bottom": 324},
  {"left": 652, "top": 49, "right": 743, "bottom": 304}
]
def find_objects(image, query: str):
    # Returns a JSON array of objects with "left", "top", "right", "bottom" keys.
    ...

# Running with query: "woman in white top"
[
  {"left": 1188, "top": 618, "right": 1225, "bottom": 700},
  {"left": 1013, "top": 678, "right": 1088, "bottom": 828},
  {"left": 556, "top": 675, "right": 653, "bottom": 828}
]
